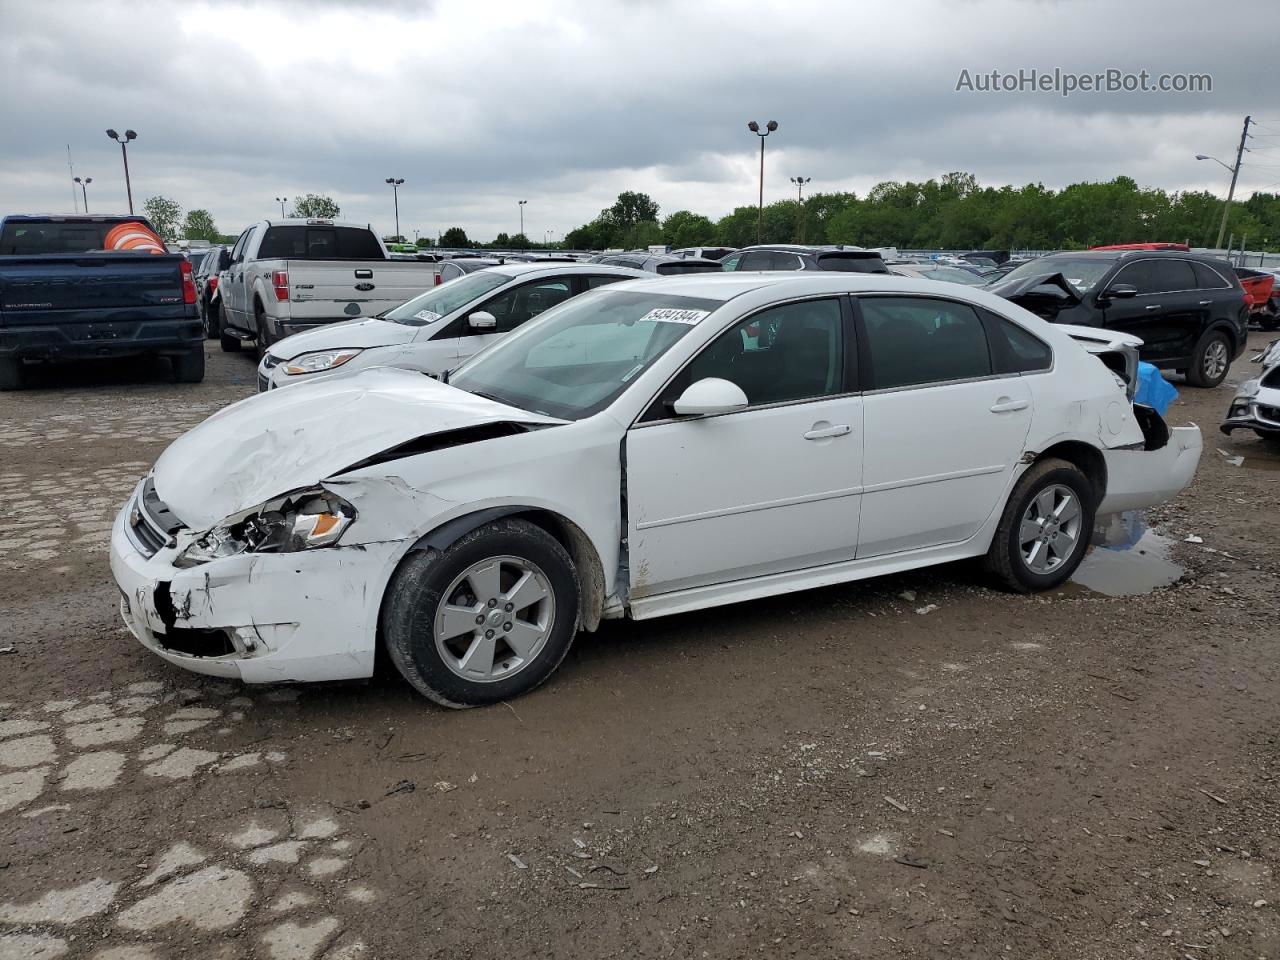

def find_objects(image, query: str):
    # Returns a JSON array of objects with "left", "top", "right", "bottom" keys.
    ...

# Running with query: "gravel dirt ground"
[{"left": 1, "top": 335, "right": 1277, "bottom": 960}]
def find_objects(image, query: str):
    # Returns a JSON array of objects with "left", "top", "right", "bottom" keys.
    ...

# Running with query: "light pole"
[
  {"left": 1197, "top": 115, "right": 1252, "bottom": 251},
  {"left": 275, "top": 196, "right": 289, "bottom": 217},
  {"left": 518, "top": 200, "right": 527, "bottom": 239},
  {"left": 384, "top": 178, "right": 405, "bottom": 240},
  {"left": 790, "top": 176, "right": 810, "bottom": 243},
  {"left": 105, "top": 129, "right": 137, "bottom": 214},
  {"left": 748, "top": 121, "right": 778, "bottom": 244},
  {"left": 74, "top": 176, "right": 93, "bottom": 213}
]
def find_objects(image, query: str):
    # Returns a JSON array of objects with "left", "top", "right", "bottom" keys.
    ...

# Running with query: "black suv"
[
  {"left": 721, "top": 244, "right": 889, "bottom": 274},
  {"left": 990, "top": 250, "right": 1248, "bottom": 387}
]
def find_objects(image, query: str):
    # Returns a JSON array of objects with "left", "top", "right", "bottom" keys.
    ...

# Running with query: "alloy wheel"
[
  {"left": 1018, "top": 484, "right": 1083, "bottom": 575},
  {"left": 1203, "top": 339, "right": 1229, "bottom": 382},
  {"left": 433, "top": 556, "right": 556, "bottom": 682}
]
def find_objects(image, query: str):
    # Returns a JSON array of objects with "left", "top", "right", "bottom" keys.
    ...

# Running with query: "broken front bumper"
[
  {"left": 109, "top": 492, "right": 402, "bottom": 683},
  {"left": 1098, "top": 425, "right": 1203, "bottom": 515},
  {"left": 1220, "top": 385, "right": 1280, "bottom": 437}
]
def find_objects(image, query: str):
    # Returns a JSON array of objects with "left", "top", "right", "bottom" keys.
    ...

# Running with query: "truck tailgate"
[
  {"left": 0, "top": 253, "right": 188, "bottom": 326},
  {"left": 285, "top": 261, "right": 437, "bottom": 320}
]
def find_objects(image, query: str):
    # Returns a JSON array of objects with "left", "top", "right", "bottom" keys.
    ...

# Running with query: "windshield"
[
  {"left": 383, "top": 270, "right": 511, "bottom": 325},
  {"left": 999, "top": 257, "right": 1114, "bottom": 292},
  {"left": 920, "top": 265, "right": 989, "bottom": 286},
  {"left": 450, "top": 290, "right": 721, "bottom": 420}
]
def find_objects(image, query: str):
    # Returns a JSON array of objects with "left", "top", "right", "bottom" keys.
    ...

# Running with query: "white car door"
[
  {"left": 853, "top": 295, "right": 1035, "bottom": 558},
  {"left": 625, "top": 297, "right": 864, "bottom": 598}
]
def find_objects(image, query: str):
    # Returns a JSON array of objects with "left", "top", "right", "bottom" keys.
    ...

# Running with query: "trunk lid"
[
  {"left": 0, "top": 253, "right": 187, "bottom": 325},
  {"left": 283, "top": 261, "right": 438, "bottom": 321}
]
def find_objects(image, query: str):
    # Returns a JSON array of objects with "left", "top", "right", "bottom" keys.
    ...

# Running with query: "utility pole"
[
  {"left": 106, "top": 130, "right": 137, "bottom": 214},
  {"left": 518, "top": 200, "right": 527, "bottom": 238},
  {"left": 67, "top": 145, "right": 78, "bottom": 213},
  {"left": 74, "top": 177, "right": 92, "bottom": 212},
  {"left": 385, "top": 178, "right": 405, "bottom": 240},
  {"left": 748, "top": 121, "right": 778, "bottom": 244},
  {"left": 1215, "top": 115, "right": 1251, "bottom": 250}
]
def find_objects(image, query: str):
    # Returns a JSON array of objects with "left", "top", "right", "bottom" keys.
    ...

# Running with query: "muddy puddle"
[{"left": 1066, "top": 511, "right": 1184, "bottom": 597}]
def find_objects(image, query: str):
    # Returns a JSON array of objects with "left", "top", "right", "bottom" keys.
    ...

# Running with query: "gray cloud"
[{"left": 0, "top": 0, "right": 1272, "bottom": 242}]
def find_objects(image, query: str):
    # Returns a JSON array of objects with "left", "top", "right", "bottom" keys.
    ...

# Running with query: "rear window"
[
  {"left": 1192, "top": 261, "right": 1230, "bottom": 289},
  {"left": 256, "top": 226, "right": 384, "bottom": 260},
  {"left": 0, "top": 219, "right": 152, "bottom": 255},
  {"left": 818, "top": 253, "right": 888, "bottom": 274},
  {"left": 655, "top": 260, "right": 721, "bottom": 274}
]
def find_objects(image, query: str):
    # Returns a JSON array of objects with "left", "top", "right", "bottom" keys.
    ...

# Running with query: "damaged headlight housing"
[
  {"left": 176, "top": 489, "right": 356, "bottom": 567},
  {"left": 283, "top": 348, "right": 362, "bottom": 376}
]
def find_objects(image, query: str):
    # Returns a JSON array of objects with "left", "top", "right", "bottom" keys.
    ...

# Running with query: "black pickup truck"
[{"left": 0, "top": 215, "right": 205, "bottom": 389}]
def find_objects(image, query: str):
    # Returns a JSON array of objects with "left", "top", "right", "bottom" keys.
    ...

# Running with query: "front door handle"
[
  {"left": 1145, "top": 303, "right": 1162, "bottom": 311},
  {"left": 990, "top": 397, "right": 1029, "bottom": 413},
  {"left": 803, "top": 423, "right": 851, "bottom": 440},
  {"left": 1199, "top": 299, "right": 1212, "bottom": 306}
]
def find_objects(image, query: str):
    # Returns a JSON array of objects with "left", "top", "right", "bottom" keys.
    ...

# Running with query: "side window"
[
  {"left": 1192, "top": 261, "right": 1230, "bottom": 289},
  {"left": 1148, "top": 259, "right": 1196, "bottom": 293},
  {"left": 585, "top": 275, "right": 627, "bottom": 290},
  {"left": 720, "top": 253, "right": 742, "bottom": 271},
  {"left": 680, "top": 298, "right": 846, "bottom": 407},
  {"left": 860, "top": 297, "right": 992, "bottom": 390},
  {"left": 1112, "top": 260, "right": 1156, "bottom": 294},
  {"left": 229, "top": 232, "right": 248, "bottom": 263},
  {"left": 477, "top": 279, "right": 573, "bottom": 333},
  {"left": 988, "top": 315, "right": 1052, "bottom": 374},
  {"left": 740, "top": 251, "right": 774, "bottom": 271},
  {"left": 768, "top": 252, "right": 803, "bottom": 271}
]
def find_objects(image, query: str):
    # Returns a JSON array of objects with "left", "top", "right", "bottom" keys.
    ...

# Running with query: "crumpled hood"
[
  {"left": 153, "top": 367, "right": 561, "bottom": 529},
  {"left": 266, "top": 317, "right": 419, "bottom": 362},
  {"left": 988, "top": 272, "right": 1084, "bottom": 305}
]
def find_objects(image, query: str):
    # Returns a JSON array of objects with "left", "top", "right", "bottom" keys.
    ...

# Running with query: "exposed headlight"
[
  {"left": 283, "top": 348, "right": 362, "bottom": 376},
  {"left": 176, "top": 489, "right": 356, "bottom": 567}
]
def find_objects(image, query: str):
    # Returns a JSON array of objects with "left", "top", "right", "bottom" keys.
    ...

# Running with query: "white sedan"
[
  {"left": 111, "top": 273, "right": 1202, "bottom": 707},
  {"left": 255, "top": 263, "right": 647, "bottom": 390}
]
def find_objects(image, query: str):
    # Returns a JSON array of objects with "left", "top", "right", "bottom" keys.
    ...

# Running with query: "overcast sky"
[{"left": 1, "top": 0, "right": 1275, "bottom": 243}]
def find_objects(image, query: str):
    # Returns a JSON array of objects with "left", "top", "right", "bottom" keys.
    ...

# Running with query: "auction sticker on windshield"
[
  {"left": 639, "top": 308, "right": 710, "bottom": 325},
  {"left": 414, "top": 309, "right": 442, "bottom": 322}
]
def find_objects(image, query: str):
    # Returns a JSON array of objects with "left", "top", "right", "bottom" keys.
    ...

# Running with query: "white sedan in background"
[
  {"left": 112, "top": 272, "right": 1201, "bottom": 707},
  {"left": 255, "top": 263, "right": 647, "bottom": 390}
]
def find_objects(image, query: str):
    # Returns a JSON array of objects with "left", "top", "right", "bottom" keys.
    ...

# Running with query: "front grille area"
[
  {"left": 126, "top": 478, "right": 184, "bottom": 558},
  {"left": 1258, "top": 403, "right": 1280, "bottom": 427}
]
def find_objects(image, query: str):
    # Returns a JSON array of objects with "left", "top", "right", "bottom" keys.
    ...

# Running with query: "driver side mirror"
[
  {"left": 671, "top": 377, "right": 749, "bottom": 417},
  {"left": 1102, "top": 282, "right": 1138, "bottom": 300},
  {"left": 468, "top": 311, "right": 497, "bottom": 331}
]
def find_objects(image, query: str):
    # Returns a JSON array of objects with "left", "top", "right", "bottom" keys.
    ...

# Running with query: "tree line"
[{"left": 560, "top": 173, "right": 1280, "bottom": 252}]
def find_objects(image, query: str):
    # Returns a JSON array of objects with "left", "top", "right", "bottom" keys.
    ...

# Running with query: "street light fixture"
[
  {"left": 384, "top": 178, "right": 405, "bottom": 240},
  {"left": 518, "top": 199, "right": 528, "bottom": 239},
  {"left": 748, "top": 120, "right": 778, "bottom": 244},
  {"left": 74, "top": 176, "right": 93, "bottom": 213},
  {"left": 105, "top": 128, "right": 137, "bottom": 215},
  {"left": 275, "top": 196, "right": 289, "bottom": 217},
  {"left": 790, "top": 176, "right": 811, "bottom": 242}
]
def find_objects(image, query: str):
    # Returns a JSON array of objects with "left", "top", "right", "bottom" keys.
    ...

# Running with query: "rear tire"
[
  {"left": 0, "top": 357, "right": 23, "bottom": 391},
  {"left": 1185, "top": 330, "right": 1231, "bottom": 388},
  {"left": 171, "top": 347, "right": 206, "bottom": 384},
  {"left": 985, "top": 458, "right": 1095, "bottom": 593},
  {"left": 203, "top": 299, "right": 220, "bottom": 339},
  {"left": 382, "top": 519, "right": 580, "bottom": 708}
]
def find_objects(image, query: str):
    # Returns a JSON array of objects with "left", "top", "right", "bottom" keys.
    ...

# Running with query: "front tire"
[
  {"left": 985, "top": 458, "right": 1095, "bottom": 593},
  {"left": 382, "top": 519, "right": 580, "bottom": 708},
  {"left": 0, "top": 357, "right": 23, "bottom": 391},
  {"left": 218, "top": 305, "right": 242, "bottom": 352},
  {"left": 254, "top": 303, "right": 273, "bottom": 360},
  {"left": 1185, "top": 330, "right": 1231, "bottom": 388}
]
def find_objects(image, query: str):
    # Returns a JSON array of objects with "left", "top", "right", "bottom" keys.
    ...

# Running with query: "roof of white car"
[
  {"left": 481, "top": 262, "right": 647, "bottom": 278},
  {"left": 599, "top": 270, "right": 975, "bottom": 302}
]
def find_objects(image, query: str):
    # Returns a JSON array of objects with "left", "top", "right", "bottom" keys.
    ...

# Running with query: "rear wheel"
[
  {"left": 254, "top": 302, "right": 273, "bottom": 359},
  {"left": 985, "top": 458, "right": 1095, "bottom": 593},
  {"left": 171, "top": 346, "right": 206, "bottom": 384},
  {"left": 203, "top": 299, "right": 220, "bottom": 338},
  {"left": 382, "top": 519, "right": 580, "bottom": 708},
  {"left": 0, "top": 357, "right": 23, "bottom": 391},
  {"left": 1185, "top": 330, "right": 1231, "bottom": 388}
]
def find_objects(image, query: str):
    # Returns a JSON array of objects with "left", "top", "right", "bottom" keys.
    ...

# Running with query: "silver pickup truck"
[{"left": 214, "top": 219, "right": 438, "bottom": 355}]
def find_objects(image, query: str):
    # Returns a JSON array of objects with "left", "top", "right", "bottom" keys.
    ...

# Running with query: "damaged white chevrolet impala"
[{"left": 110, "top": 273, "right": 1202, "bottom": 707}]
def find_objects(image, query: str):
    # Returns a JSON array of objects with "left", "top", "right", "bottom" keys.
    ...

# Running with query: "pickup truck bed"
[{"left": 0, "top": 215, "right": 205, "bottom": 388}]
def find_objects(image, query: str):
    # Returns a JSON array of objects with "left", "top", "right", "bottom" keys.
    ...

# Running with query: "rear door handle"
[
  {"left": 803, "top": 423, "right": 851, "bottom": 440},
  {"left": 990, "top": 397, "right": 1029, "bottom": 413},
  {"left": 1145, "top": 303, "right": 1162, "bottom": 311},
  {"left": 1198, "top": 299, "right": 1212, "bottom": 305}
]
